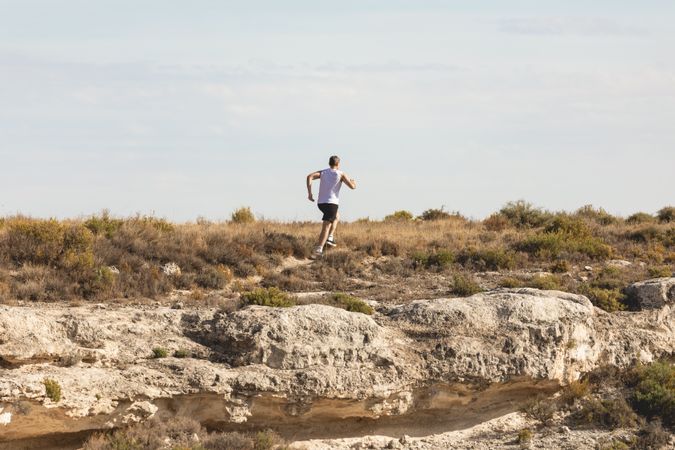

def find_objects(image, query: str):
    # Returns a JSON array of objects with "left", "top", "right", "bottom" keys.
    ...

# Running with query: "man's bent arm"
[
  {"left": 306, "top": 171, "right": 321, "bottom": 201},
  {"left": 341, "top": 173, "right": 357, "bottom": 189}
]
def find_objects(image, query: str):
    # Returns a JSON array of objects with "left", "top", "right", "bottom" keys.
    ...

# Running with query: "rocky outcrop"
[
  {"left": 625, "top": 277, "right": 675, "bottom": 309},
  {"left": 0, "top": 288, "right": 673, "bottom": 447}
]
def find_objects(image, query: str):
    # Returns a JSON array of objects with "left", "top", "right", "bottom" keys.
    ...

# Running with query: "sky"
[{"left": 1, "top": 1, "right": 674, "bottom": 222}]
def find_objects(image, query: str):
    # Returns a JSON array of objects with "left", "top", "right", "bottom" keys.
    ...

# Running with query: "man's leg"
[
  {"left": 317, "top": 220, "right": 332, "bottom": 250},
  {"left": 327, "top": 212, "right": 339, "bottom": 246}
]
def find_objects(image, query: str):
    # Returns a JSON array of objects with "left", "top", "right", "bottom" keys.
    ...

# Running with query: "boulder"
[{"left": 625, "top": 277, "right": 675, "bottom": 309}]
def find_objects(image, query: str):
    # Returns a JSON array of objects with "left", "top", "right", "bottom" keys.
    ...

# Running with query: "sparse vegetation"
[
  {"left": 631, "top": 361, "right": 675, "bottom": 427},
  {"left": 82, "top": 416, "right": 274, "bottom": 450},
  {"left": 0, "top": 202, "right": 671, "bottom": 309}
]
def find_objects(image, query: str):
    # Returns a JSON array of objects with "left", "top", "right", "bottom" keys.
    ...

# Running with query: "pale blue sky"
[{"left": 1, "top": 1, "right": 673, "bottom": 221}]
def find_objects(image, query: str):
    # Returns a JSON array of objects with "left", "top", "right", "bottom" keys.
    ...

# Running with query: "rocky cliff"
[{"left": 0, "top": 282, "right": 673, "bottom": 449}]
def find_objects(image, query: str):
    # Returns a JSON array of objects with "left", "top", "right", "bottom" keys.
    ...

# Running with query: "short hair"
[{"left": 329, "top": 155, "right": 340, "bottom": 167}]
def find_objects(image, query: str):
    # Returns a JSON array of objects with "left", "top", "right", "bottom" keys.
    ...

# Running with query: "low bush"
[
  {"left": 450, "top": 273, "right": 482, "bottom": 297},
  {"left": 647, "top": 266, "right": 672, "bottom": 278},
  {"left": 457, "top": 248, "right": 516, "bottom": 271},
  {"left": 635, "top": 420, "right": 670, "bottom": 449},
  {"left": 578, "top": 286, "right": 626, "bottom": 312},
  {"left": 573, "top": 396, "right": 637, "bottom": 429},
  {"left": 499, "top": 277, "right": 524, "bottom": 288},
  {"left": 631, "top": 362, "right": 675, "bottom": 427},
  {"left": 483, "top": 213, "right": 511, "bottom": 231},
  {"left": 231, "top": 207, "right": 256, "bottom": 224},
  {"left": 517, "top": 428, "right": 533, "bottom": 446},
  {"left": 657, "top": 206, "right": 675, "bottom": 223},
  {"left": 521, "top": 394, "right": 556, "bottom": 426},
  {"left": 241, "top": 287, "right": 296, "bottom": 307},
  {"left": 152, "top": 347, "right": 168, "bottom": 358},
  {"left": 173, "top": 349, "right": 189, "bottom": 358},
  {"left": 626, "top": 212, "right": 655, "bottom": 225},
  {"left": 411, "top": 250, "right": 454, "bottom": 270},
  {"left": 418, "top": 207, "right": 452, "bottom": 221},
  {"left": 499, "top": 200, "right": 551, "bottom": 229},
  {"left": 43, "top": 378, "right": 62, "bottom": 402},
  {"left": 328, "top": 292, "right": 373, "bottom": 315},
  {"left": 526, "top": 275, "right": 562, "bottom": 291},
  {"left": 575, "top": 205, "right": 620, "bottom": 225},
  {"left": 550, "top": 260, "right": 571, "bottom": 273},
  {"left": 384, "top": 210, "right": 414, "bottom": 221}
]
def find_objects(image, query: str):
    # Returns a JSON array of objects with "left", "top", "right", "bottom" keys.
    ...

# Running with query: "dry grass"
[{"left": 0, "top": 204, "right": 671, "bottom": 310}]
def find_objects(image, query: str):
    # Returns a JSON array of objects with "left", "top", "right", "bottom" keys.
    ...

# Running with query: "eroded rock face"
[
  {"left": 625, "top": 277, "right": 675, "bottom": 309},
  {"left": 0, "top": 289, "right": 673, "bottom": 447}
]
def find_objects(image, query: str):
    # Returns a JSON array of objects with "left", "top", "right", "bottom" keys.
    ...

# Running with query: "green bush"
[
  {"left": 231, "top": 207, "right": 256, "bottom": 224},
  {"left": 384, "top": 210, "right": 414, "bottom": 221},
  {"left": 457, "top": 248, "right": 516, "bottom": 271},
  {"left": 451, "top": 274, "right": 482, "bottom": 297},
  {"left": 411, "top": 250, "right": 454, "bottom": 270},
  {"left": 84, "top": 211, "right": 123, "bottom": 237},
  {"left": 632, "top": 362, "right": 675, "bottom": 427},
  {"left": 152, "top": 347, "right": 168, "bottom": 358},
  {"left": 329, "top": 292, "right": 374, "bottom": 315},
  {"left": 517, "top": 428, "right": 533, "bottom": 445},
  {"left": 573, "top": 396, "right": 637, "bottom": 429},
  {"left": 173, "top": 349, "right": 189, "bottom": 358},
  {"left": 647, "top": 266, "right": 672, "bottom": 278},
  {"left": 499, "top": 277, "right": 523, "bottom": 288},
  {"left": 418, "top": 207, "right": 464, "bottom": 221},
  {"left": 526, "top": 275, "right": 562, "bottom": 291},
  {"left": 550, "top": 260, "right": 571, "bottom": 273},
  {"left": 657, "top": 206, "right": 675, "bottom": 223},
  {"left": 626, "top": 212, "right": 655, "bottom": 225},
  {"left": 516, "top": 229, "right": 612, "bottom": 260},
  {"left": 575, "top": 205, "right": 620, "bottom": 225},
  {"left": 499, "top": 200, "right": 551, "bottom": 229},
  {"left": 578, "top": 286, "right": 626, "bottom": 312},
  {"left": 241, "top": 287, "right": 296, "bottom": 307},
  {"left": 5, "top": 218, "right": 66, "bottom": 265},
  {"left": 43, "top": 378, "right": 62, "bottom": 402}
]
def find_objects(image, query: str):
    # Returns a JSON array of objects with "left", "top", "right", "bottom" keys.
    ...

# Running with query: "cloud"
[{"left": 498, "top": 17, "right": 648, "bottom": 37}]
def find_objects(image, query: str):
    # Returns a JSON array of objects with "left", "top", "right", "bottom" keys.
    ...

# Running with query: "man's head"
[{"left": 329, "top": 155, "right": 340, "bottom": 168}]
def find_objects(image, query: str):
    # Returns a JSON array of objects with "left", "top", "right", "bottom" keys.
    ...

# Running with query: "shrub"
[
  {"left": 457, "top": 248, "right": 515, "bottom": 271},
  {"left": 647, "top": 266, "right": 672, "bottom": 278},
  {"left": 575, "top": 205, "right": 620, "bottom": 225},
  {"left": 194, "top": 266, "right": 232, "bottom": 290},
  {"left": 626, "top": 212, "right": 655, "bottom": 225},
  {"left": 241, "top": 287, "right": 296, "bottom": 307},
  {"left": 657, "top": 206, "right": 675, "bottom": 223},
  {"left": 483, "top": 213, "right": 511, "bottom": 231},
  {"left": 4, "top": 218, "right": 66, "bottom": 265},
  {"left": 635, "top": 420, "right": 670, "bottom": 449},
  {"left": 261, "top": 270, "right": 313, "bottom": 292},
  {"left": 560, "top": 380, "right": 590, "bottom": 405},
  {"left": 550, "top": 260, "right": 570, "bottom": 273},
  {"left": 516, "top": 229, "right": 612, "bottom": 260},
  {"left": 450, "top": 274, "right": 482, "bottom": 297},
  {"left": 43, "top": 378, "right": 62, "bottom": 402},
  {"left": 499, "top": 200, "right": 551, "bottom": 229},
  {"left": 573, "top": 396, "right": 637, "bottom": 429},
  {"left": 253, "top": 429, "right": 285, "bottom": 450},
  {"left": 384, "top": 210, "right": 413, "bottom": 221},
  {"left": 231, "top": 207, "right": 256, "bottom": 224},
  {"left": 329, "top": 292, "right": 373, "bottom": 315},
  {"left": 411, "top": 250, "right": 454, "bottom": 270},
  {"left": 499, "top": 277, "right": 523, "bottom": 288},
  {"left": 173, "top": 349, "right": 189, "bottom": 358},
  {"left": 262, "top": 231, "right": 307, "bottom": 258},
  {"left": 152, "top": 347, "right": 168, "bottom": 358},
  {"left": 84, "top": 211, "right": 123, "bottom": 237},
  {"left": 418, "top": 207, "right": 463, "bottom": 221},
  {"left": 632, "top": 362, "right": 675, "bottom": 427},
  {"left": 359, "top": 239, "right": 400, "bottom": 257},
  {"left": 526, "top": 275, "right": 561, "bottom": 291},
  {"left": 578, "top": 286, "right": 626, "bottom": 312},
  {"left": 521, "top": 394, "right": 556, "bottom": 426},
  {"left": 517, "top": 428, "right": 533, "bottom": 445}
]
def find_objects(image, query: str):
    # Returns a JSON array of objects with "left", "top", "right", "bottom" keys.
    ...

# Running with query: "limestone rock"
[{"left": 625, "top": 277, "right": 675, "bottom": 309}]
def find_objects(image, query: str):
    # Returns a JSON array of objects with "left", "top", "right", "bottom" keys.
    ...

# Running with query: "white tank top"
[{"left": 317, "top": 168, "right": 343, "bottom": 204}]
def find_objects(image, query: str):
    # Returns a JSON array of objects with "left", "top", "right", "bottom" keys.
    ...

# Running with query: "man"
[{"left": 306, "top": 155, "right": 357, "bottom": 257}]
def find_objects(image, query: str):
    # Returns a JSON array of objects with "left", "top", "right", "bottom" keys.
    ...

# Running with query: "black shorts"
[{"left": 318, "top": 203, "right": 339, "bottom": 222}]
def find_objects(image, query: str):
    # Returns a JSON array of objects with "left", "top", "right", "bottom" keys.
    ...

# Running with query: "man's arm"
[
  {"left": 341, "top": 172, "right": 357, "bottom": 189},
  {"left": 306, "top": 170, "right": 321, "bottom": 202}
]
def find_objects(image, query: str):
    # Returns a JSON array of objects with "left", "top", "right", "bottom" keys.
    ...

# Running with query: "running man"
[{"left": 306, "top": 155, "right": 357, "bottom": 257}]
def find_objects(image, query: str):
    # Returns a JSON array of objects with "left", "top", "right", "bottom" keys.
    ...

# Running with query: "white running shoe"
[
  {"left": 312, "top": 246, "right": 323, "bottom": 258},
  {"left": 325, "top": 237, "right": 337, "bottom": 247}
]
